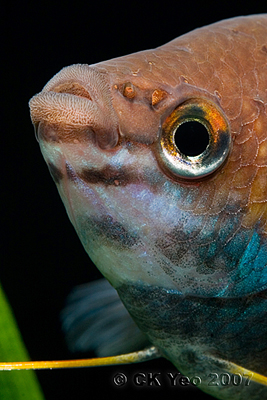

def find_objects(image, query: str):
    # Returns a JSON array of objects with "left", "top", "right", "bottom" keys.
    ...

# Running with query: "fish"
[{"left": 28, "top": 14, "right": 267, "bottom": 399}]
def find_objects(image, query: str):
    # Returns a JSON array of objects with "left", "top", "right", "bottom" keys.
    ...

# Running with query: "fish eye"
[{"left": 158, "top": 98, "right": 231, "bottom": 179}]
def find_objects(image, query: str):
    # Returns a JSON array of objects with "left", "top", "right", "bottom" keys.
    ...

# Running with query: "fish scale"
[{"left": 29, "top": 14, "right": 267, "bottom": 399}]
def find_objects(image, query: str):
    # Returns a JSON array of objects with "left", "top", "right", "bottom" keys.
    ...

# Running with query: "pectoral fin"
[
  {"left": 0, "top": 279, "right": 160, "bottom": 371},
  {"left": 61, "top": 278, "right": 149, "bottom": 356}
]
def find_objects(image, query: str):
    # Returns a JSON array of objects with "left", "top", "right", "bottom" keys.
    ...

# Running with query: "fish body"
[{"left": 30, "top": 15, "right": 267, "bottom": 399}]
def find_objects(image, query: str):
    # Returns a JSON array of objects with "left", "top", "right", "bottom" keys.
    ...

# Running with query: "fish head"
[
  {"left": 29, "top": 15, "right": 267, "bottom": 398},
  {"left": 29, "top": 15, "right": 267, "bottom": 301}
]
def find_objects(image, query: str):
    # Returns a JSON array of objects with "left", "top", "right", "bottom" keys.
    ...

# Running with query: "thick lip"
[{"left": 29, "top": 64, "right": 120, "bottom": 150}]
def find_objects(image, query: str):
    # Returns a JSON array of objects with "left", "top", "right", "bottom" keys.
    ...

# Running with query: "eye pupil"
[{"left": 174, "top": 120, "right": 210, "bottom": 157}]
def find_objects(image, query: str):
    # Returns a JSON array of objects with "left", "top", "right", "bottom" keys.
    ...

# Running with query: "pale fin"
[
  {"left": 61, "top": 279, "right": 149, "bottom": 356},
  {"left": 0, "top": 346, "right": 161, "bottom": 370}
]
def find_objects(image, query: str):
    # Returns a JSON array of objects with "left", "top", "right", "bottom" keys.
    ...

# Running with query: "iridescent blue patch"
[{"left": 229, "top": 230, "right": 267, "bottom": 296}]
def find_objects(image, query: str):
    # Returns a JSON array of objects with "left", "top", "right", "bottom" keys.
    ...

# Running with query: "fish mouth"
[{"left": 29, "top": 64, "right": 119, "bottom": 149}]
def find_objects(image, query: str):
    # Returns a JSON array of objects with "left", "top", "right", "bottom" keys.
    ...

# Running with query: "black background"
[{"left": 2, "top": 1, "right": 266, "bottom": 399}]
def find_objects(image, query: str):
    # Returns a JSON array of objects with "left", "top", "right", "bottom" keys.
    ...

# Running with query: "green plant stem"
[{"left": 0, "top": 283, "right": 45, "bottom": 399}]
